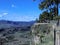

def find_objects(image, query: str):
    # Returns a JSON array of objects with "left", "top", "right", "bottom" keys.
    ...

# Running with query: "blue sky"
[{"left": 0, "top": 0, "right": 42, "bottom": 21}]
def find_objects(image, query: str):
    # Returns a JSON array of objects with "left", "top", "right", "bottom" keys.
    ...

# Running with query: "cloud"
[
  {"left": 11, "top": 4, "right": 15, "bottom": 8},
  {"left": 0, "top": 12, "right": 8, "bottom": 17},
  {"left": 0, "top": 15, "right": 3, "bottom": 17},
  {"left": 2, "top": 12, "right": 8, "bottom": 15}
]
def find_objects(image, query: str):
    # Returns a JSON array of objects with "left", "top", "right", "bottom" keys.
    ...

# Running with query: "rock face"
[
  {"left": 33, "top": 36, "right": 40, "bottom": 45},
  {"left": 54, "top": 26, "right": 60, "bottom": 45},
  {"left": 31, "top": 23, "right": 54, "bottom": 45},
  {"left": 50, "top": 20, "right": 60, "bottom": 45},
  {"left": 31, "top": 21, "right": 60, "bottom": 45}
]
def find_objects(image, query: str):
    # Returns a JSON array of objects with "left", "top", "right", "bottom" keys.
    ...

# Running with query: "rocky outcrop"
[{"left": 31, "top": 23, "right": 54, "bottom": 45}]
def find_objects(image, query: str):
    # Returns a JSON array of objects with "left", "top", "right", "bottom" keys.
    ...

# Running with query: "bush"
[{"left": 6, "top": 35, "right": 15, "bottom": 41}]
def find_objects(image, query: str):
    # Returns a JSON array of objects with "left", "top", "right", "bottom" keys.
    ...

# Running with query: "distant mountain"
[{"left": 0, "top": 20, "right": 35, "bottom": 29}]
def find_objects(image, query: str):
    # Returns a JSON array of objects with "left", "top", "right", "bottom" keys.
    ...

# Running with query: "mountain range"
[{"left": 0, "top": 20, "right": 35, "bottom": 29}]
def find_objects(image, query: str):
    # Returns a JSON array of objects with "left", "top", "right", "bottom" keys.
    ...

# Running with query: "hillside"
[{"left": 0, "top": 20, "right": 35, "bottom": 45}]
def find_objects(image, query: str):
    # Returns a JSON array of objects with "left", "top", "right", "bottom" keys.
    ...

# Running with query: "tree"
[
  {"left": 35, "top": 0, "right": 60, "bottom": 23},
  {"left": 38, "top": 11, "right": 53, "bottom": 22}
]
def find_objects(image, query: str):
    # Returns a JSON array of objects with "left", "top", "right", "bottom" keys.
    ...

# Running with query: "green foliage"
[
  {"left": 53, "top": 16, "right": 60, "bottom": 20},
  {"left": 35, "top": 0, "right": 60, "bottom": 22},
  {"left": 39, "top": 11, "right": 53, "bottom": 22},
  {"left": 6, "top": 35, "right": 15, "bottom": 41},
  {"left": 0, "top": 38, "right": 8, "bottom": 45}
]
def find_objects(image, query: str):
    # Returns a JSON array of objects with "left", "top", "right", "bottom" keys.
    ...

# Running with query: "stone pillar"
[{"left": 56, "top": 31, "right": 59, "bottom": 45}]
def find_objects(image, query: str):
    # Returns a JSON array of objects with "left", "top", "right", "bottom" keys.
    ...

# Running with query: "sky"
[{"left": 0, "top": 0, "right": 41, "bottom": 21}]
